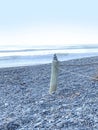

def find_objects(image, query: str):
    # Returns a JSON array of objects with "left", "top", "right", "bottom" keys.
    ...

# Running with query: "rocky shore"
[{"left": 0, "top": 56, "right": 98, "bottom": 130}]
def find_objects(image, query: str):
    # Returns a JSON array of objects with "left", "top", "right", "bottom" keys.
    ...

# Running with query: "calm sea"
[{"left": 0, "top": 44, "right": 98, "bottom": 68}]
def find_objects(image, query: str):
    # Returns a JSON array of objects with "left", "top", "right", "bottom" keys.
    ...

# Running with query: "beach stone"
[
  {"left": 7, "top": 121, "right": 20, "bottom": 130},
  {"left": 34, "top": 122, "right": 42, "bottom": 128},
  {"left": 21, "top": 117, "right": 31, "bottom": 125},
  {"left": 94, "top": 123, "right": 98, "bottom": 129},
  {"left": 48, "top": 118, "right": 54, "bottom": 123},
  {"left": 61, "top": 128, "right": 65, "bottom": 130},
  {"left": 42, "top": 109, "right": 50, "bottom": 115},
  {"left": 5, "top": 103, "right": 9, "bottom": 107},
  {"left": 0, "top": 125, "right": 5, "bottom": 130},
  {"left": 94, "top": 117, "right": 98, "bottom": 123},
  {"left": 56, "top": 121, "right": 65, "bottom": 128}
]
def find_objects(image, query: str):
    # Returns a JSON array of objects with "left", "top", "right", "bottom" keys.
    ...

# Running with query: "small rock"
[
  {"left": 48, "top": 118, "right": 54, "bottom": 123},
  {"left": 7, "top": 121, "right": 20, "bottom": 130},
  {"left": 34, "top": 122, "right": 42, "bottom": 128},
  {"left": 0, "top": 124, "right": 5, "bottom": 130},
  {"left": 5, "top": 103, "right": 9, "bottom": 107},
  {"left": 56, "top": 122, "right": 64, "bottom": 128},
  {"left": 39, "top": 100, "right": 44, "bottom": 104},
  {"left": 42, "top": 110, "right": 49, "bottom": 115}
]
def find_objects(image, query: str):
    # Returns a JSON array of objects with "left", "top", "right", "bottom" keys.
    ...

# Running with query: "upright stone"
[{"left": 49, "top": 54, "right": 59, "bottom": 94}]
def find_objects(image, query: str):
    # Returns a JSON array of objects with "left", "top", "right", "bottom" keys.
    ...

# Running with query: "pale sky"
[{"left": 0, "top": 0, "right": 98, "bottom": 47}]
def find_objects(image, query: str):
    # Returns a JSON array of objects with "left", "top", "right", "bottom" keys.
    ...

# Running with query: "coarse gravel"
[{"left": 0, "top": 56, "right": 98, "bottom": 130}]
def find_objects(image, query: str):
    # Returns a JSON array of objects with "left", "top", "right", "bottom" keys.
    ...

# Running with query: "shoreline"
[
  {"left": 0, "top": 52, "right": 98, "bottom": 68},
  {"left": 0, "top": 56, "right": 98, "bottom": 129},
  {"left": 0, "top": 55, "right": 98, "bottom": 70}
]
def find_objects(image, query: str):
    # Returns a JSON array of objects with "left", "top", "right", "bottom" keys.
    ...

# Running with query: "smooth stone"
[{"left": 7, "top": 121, "right": 20, "bottom": 130}]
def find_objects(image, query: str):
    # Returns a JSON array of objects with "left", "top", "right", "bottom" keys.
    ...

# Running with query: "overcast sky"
[{"left": 0, "top": 0, "right": 98, "bottom": 47}]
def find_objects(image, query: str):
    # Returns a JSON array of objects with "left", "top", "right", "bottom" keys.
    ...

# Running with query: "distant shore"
[
  {"left": 1, "top": 44, "right": 98, "bottom": 68},
  {"left": 0, "top": 56, "right": 98, "bottom": 129}
]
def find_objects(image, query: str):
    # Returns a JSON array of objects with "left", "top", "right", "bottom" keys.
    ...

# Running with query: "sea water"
[{"left": 0, "top": 44, "right": 98, "bottom": 68}]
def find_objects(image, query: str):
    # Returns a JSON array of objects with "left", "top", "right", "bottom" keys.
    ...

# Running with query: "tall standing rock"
[{"left": 49, "top": 54, "right": 59, "bottom": 94}]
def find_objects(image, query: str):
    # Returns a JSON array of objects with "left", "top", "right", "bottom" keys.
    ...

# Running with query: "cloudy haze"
[{"left": 0, "top": 0, "right": 98, "bottom": 47}]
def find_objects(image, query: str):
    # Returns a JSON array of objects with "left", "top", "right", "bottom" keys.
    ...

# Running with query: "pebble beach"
[{"left": 0, "top": 56, "right": 98, "bottom": 130}]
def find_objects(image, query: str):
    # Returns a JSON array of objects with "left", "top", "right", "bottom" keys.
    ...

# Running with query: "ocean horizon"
[{"left": 0, "top": 44, "right": 98, "bottom": 68}]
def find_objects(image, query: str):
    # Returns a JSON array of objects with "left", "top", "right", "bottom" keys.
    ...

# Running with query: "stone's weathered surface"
[{"left": 0, "top": 56, "right": 98, "bottom": 129}]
